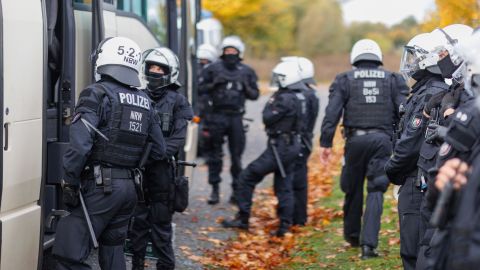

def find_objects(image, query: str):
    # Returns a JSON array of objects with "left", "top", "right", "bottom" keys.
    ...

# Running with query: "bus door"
[{"left": 0, "top": 0, "right": 44, "bottom": 269}]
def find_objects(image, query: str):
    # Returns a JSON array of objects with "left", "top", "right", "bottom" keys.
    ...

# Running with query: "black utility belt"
[
  {"left": 212, "top": 108, "right": 244, "bottom": 114},
  {"left": 268, "top": 133, "right": 299, "bottom": 144},
  {"left": 344, "top": 128, "right": 383, "bottom": 138},
  {"left": 84, "top": 166, "right": 133, "bottom": 181}
]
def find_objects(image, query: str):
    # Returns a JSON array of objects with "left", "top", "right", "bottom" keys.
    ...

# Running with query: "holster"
[{"left": 133, "top": 168, "right": 145, "bottom": 203}]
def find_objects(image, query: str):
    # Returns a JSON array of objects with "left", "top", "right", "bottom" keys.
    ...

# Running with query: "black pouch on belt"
[
  {"left": 173, "top": 176, "right": 189, "bottom": 212},
  {"left": 102, "top": 167, "right": 112, "bottom": 194}
]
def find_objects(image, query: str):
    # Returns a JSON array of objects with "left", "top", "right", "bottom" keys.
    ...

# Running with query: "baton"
[
  {"left": 176, "top": 160, "right": 197, "bottom": 167},
  {"left": 270, "top": 142, "right": 286, "bottom": 178},
  {"left": 79, "top": 190, "right": 99, "bottom": 249},
  {"left": 243, "top": 117, "right": 254, "bottom": 122},
  {"left": 430, "top": 181, "right": 454, "bottom": 227},
  {"left": 301, "top": 136, "right": 312, "bottom": 152}
]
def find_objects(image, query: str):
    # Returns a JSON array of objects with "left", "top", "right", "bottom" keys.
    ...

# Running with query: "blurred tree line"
[
  {"left": 422, "top": 0, "right": 479, "bottom": 30},
  {"left": 203, "top": 0, "right": 421, "bottom": 58},
  {"left": 203, "top": 0, "right": 479, "bottom": 59}
]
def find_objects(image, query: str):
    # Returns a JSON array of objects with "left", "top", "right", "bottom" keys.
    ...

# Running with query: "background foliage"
[{"left": 203, "top": 0, "right": 480, "bottom": 59}]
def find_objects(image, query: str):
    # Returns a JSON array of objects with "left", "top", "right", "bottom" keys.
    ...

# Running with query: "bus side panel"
[
  {"left": 1, "top": 0, "right": 43, "bottom": 269},
  {"left": 2, "top": 120, "right": 42, "bottom": 211},
  {"left": 0, "top": 205, "right": 41, "bottom": 270},
  {"left": 2, "top": 0, "right": 43, "bottom": 212}
]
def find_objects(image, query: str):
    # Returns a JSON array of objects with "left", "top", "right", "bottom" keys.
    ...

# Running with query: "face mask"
[
  {"left": 412, "top": 69, "right": 428, "bottom": 81},
  {"left": 438, "top": 54, "right": 460, "bottom": 79},
  {"left": 222, "top": 54, "right": 240, "bottom": 69},
  {"left": 146, "top": 71, "right": 170, "bottom": 92}
]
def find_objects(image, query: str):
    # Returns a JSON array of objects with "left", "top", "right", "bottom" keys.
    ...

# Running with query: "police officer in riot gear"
[
  {"left": 384, "top": 32, "right": 449, "bottom": 269},
  {"left": 413, "top": 24, "right": 474, "bottom": 269},
  {"left": 199, "top": 35, "right": 260, "bottom": 205},
  {"left": 197, "top": 43, "right": 218, "bottom": 157},
  {"left": 129, "top": 47, "right": 193, "bottom": 270},
  {"left": 320, "top": 39, "right": 408, "bottom": 259},
  {"left": 197, "top": 43, "right": 218, "bottom": 70},
  {"left": 222, "top": 61, "right": 306, "bottom": 237},
  {"left": 281, "top": 56, "right": 320, "bottom": 226},
  {"left": 52, "top": 37, "right": 166, "bottom": 270},
  {"left": 419, "top": 29, "right": 480, "bottom": 270}
]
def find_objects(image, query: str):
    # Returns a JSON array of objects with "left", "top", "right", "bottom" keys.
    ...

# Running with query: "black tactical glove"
[
  {"left": 424, "top": 92, "right": 447, "bottom": 117},
  {"left": 213, "top": 75, "right": 227, "bottom": 86},
  {"left": 206, "top": 75, "right": 227, "bottom": 91},
  {"left": 440, "top": 88, "right": 462, "bottom": 117},
  {"left": 61, "top": 180, "right": 79, "bottom": 208},
  {"left": 425, "top": 123, "right": 448, "bottom": 144}
]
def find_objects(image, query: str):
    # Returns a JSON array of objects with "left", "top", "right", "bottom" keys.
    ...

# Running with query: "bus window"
[
  {"left": 117, "top": 0, "right": 168, "bottom": 45},
  {"left": 73, "top": 0, "right": 113, "bottom": 3}
]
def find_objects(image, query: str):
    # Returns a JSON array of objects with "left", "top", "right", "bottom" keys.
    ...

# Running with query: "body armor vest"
[
  {"left": 211, "top": 68, "right": 246, "bottom": 112},
  {"left": 267, "top": 90, "right": 307, "bottom": 135},
  {"left": 398, "top": 79, "right": 449, "bottom": 136},
  {"left": 90, "top": 82, "right": 152, "bottom": 168},
  {"left": 343, "top": 68, "right": 394, "bottom": 129},
  {"left": 153, "top": 90, "right": 177, "bottom": 138}
]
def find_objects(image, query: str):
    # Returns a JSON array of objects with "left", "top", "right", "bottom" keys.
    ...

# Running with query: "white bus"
[{"left": 0, "top": 0, "right": 201, "bottom": 269}]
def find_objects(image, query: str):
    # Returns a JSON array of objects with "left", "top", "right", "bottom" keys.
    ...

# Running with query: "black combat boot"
[
  {"left": 207, "top": 184, "right": 220, "bottom": 205},
  {"left": 221, "top": 215, "right": 249, "bottom": 230},
  {"left": 361, "top": 245, "right": 379, "bottom": 259},
  {"left": 345, "top": 236, "right": 360, "bottom": 247},
  {"left": 131, "top": 254, "right": 145, "bottom": 270},
  {"left": 229, "top": 193, "right": 237, "bottom": 204},
  {"left": 273, "top": 222, "right": 291, "bottom": 237}
]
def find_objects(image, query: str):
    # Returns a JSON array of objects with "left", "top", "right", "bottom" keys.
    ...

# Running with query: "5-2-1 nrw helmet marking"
[{"left": 93, "top": 36, "right": 142, "bottom": 87}]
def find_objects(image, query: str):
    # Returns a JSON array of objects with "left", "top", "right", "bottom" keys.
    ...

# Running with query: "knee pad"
[{"left": 368, "top": 175, "right": 389, "bottom": 193}]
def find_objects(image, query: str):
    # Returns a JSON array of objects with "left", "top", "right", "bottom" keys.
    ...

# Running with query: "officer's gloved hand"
[
  {"left": 213, "top": 75, "right": 227, "bottom": 86},
  {"left": 61, "top": 180, "right": 79, "bottom": 208},
  {"left": 425, "top": 123, "right": 448, "bottom": 143},
  {"left": 423, "top": 92, "right": 446, "bottom": 117},
  {"left": 440, "top": 89, "right": 462, "bottom": 118}
]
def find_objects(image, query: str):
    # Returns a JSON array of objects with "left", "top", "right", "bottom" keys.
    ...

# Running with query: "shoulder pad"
[
  {"left": 428, "top": 81, "right": 450, "bottom": 91},
  {"left": 76, "top": 84, "right": 107, "bottom": 113}
]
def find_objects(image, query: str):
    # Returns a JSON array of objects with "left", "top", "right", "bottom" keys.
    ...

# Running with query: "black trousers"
[
  {"left": 129, "top": 203, "right": 174, "bottom": 270},
  {"left": 341, "top": 132, "right": 391, "bottom": 248},
  {"left": 205, "top": 113, "right": 246, "bottom": 192},
  {"left": 398, "top": 175, "right": 424, "bottom": 270},
  {"left": 52, "top": 178, "right": 137, "bottom": 270},
  {"left": 129, "top": 161, "right": 175, "bottom": 270},
  {"left": 236, "top": 137, "right": 300, "bottom": 224},
  {"left": 292, "top": 140, "right": 312, "bottom": 225}
]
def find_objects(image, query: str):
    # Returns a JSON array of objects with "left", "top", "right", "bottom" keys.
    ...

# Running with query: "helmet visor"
[
  {"left": 400, "top": 46, "right": 420, "bottom": 79},
  {"left": 269, "top": 73, "right": 285, "bottom": 90}
]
